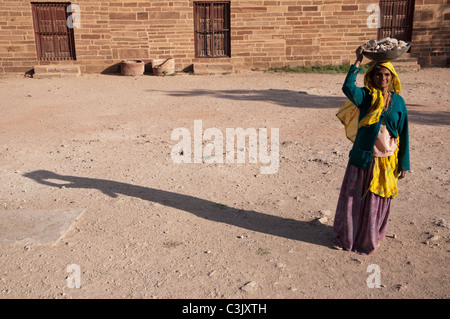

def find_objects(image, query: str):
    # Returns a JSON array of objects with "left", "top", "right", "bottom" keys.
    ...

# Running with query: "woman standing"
[{"left": 333, "top": 46, "right": 410, "bottom": 254}]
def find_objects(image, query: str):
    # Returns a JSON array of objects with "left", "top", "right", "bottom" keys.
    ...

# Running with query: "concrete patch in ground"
[{"left": 0, "top": 208, "right": 85, "bottom": 245}]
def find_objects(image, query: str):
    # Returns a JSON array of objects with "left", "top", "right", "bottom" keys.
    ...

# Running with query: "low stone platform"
[
  {"left": 193, "top": 62, "right": 233, "bottom": 75},
  {"left": 391, "top": 53, "right": 421, "bottom": 72},
  {"left": 33, "top": 65, "right": 81, "bottom": 79}
]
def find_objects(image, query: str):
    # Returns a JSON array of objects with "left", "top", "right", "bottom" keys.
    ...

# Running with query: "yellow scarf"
[
  {"left": 336, "top": 62, "right": 401, "bottom": 198},
  {"left": 336, "top": 62, "right": 401, "bottom": 142},
  {"left": 368, "top": 137, "right": 400, "bottom": 199},
  {"left": 360, "top": 62, "right": 401, "bottom": 127}
]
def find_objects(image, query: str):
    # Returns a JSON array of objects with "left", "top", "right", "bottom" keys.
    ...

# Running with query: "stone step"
[
  {"left": 391, "top": 52, "right": 421, "bottom": 71},
  {"left": 33, "top": 73, "right": 81, "bottom": 79},
  {"left": 392, "top": 60, "right": 421, "bottom": 72},
  {"left": 396, "top": 57, "right": 418, "bottom": 63},
  {"left": 33, "top": 65, "right": 81, "bottom": 78},
  {"left": 193, "top": 62, "right": 233, "bottom": 75}
]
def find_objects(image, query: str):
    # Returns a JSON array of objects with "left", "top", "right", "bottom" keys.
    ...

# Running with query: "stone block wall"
[
  {"left": 0, "top": 0, "right": 447, "bottom": 75},
  {"left": 229, "top": 0, "right": 379, "bottom": 69},
  {"left": 412, "top": 0, "right": 450, "bottom": 67}
]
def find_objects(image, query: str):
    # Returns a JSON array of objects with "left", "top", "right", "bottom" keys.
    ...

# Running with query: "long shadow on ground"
[
  {"left": 160, "top": 89, "right": 449, "bottom": 126},
  {"left": 24, "top": 170, "right": 334, "bottom": 249},
  {"left": 154, "top": 88, "right": 347, "bottom": 109}
]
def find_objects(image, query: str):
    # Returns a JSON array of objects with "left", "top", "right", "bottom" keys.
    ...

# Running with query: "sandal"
[{"left": 332, "top": 240, "right": 344, "bottom": 250}]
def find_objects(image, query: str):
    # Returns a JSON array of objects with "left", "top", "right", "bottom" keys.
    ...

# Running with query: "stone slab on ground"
[
  {"left": 0, "top": 208, "right": 85, "bottom": 245},
  {"left": 193, "top": 62, "right": 233, "bottom": 75},
  {"left": 33, "top": 65, "right": 81, "bottom": 79}
]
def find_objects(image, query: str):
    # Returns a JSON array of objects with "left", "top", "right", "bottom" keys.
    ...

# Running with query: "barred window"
[
  {"left": 194, "top": 1, "right": 230, "bottom": 58},
  {"left": 378, "top": 0, "right": 415, "bottom": 43}
]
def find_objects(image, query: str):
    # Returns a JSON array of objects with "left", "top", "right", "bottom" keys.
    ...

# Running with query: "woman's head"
[
  {"left": 369, "top": 64, "right": 393, "bottom": 91},
  {"left": 359, "top": 62, "right": 401, "bottom": 128}
]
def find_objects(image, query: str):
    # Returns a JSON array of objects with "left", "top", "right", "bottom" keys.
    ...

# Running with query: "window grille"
[
  {"left": 194, "top": 2, "right": 230, "bottom": 58},
  {"left": 378, "top": 0, "right": 415, "bottom": 43}
]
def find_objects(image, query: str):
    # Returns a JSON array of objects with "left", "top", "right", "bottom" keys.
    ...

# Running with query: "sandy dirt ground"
[{"left": 0, "top": 66, "right": 449, "bottom": 300}]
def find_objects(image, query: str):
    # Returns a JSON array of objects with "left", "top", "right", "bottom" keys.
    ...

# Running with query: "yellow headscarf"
[{"left": 336, "top": 62, "right": 401, "bottom": 142}]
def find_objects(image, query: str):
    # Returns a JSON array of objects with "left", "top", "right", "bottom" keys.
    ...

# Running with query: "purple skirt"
[{"left": 333, "top": 161, "right": 391, "bottom": 254}]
